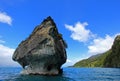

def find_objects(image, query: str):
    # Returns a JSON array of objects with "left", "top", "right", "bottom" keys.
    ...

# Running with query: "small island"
[{"left": 12, "top": 17, "right": 67, "bottom": 75}]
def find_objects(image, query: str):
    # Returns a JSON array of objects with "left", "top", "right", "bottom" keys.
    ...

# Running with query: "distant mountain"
[{"left": 74, "top": 35, "right": 120, "bottom": 68}]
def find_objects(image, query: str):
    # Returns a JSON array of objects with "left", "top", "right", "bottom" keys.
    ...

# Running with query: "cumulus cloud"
[
  {"left": 65, "top": 21, "right": 120, "bottom": 55},
  {"left": 0, "top": 12, "right": 12, "bottom": 25},
  {"left": 0, "top": 44, "right": 19, "bottom": 67},
  {"left": 65, "top": 22, "right": 94, "bottom": 42},
  {"left": 88, "top": 34, "right": 120, "bottom": 54}
]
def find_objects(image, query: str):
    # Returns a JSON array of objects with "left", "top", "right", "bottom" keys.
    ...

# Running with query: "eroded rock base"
[
  {"left": 21, "top": 63, "right": 62, "bottom": 75},
  {"left": 21, "top": 68, "right": 62, "bottom": 75}
]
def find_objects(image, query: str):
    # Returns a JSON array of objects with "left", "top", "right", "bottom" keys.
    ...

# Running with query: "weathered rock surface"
[{"left": 12, "top": 16, "right": 67, "bottom": 75}]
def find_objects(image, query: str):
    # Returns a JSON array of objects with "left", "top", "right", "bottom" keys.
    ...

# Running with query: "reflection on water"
[
  {"left": 5, "top": 74, "right": 75, "bottom": 81},
  {"left": 1, "top": 67, "right": 120, "bottom": 81}
]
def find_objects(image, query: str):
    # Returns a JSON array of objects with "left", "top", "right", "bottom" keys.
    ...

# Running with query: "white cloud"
[
  {"left": 63, "top": 58, "right": 83, "bottom": 67},
  {"left": 0, "top": 36, "right": 5, "bottom": 44},
  {"left": 63, "top": 59, "right": 75, "bottom": 67},
  {"left": 88, "top": 34, "right": 120, "bottom": 54},
  {"left": 0, "top": 44, "right": 19, "bottom": 67},
  {"left": 65, "top": 21, "right": 120, "bottom": 55},
  {"left": 0, "top": 40, "right": 5, "bottom": 43},
  {"left": 0, "top": 12, "right": 12, "bottom": 25},
  {"left": 65, "top": 22, "right": 94, "bottom": 42},
  {"left": 66, "top": 59, "right": 72, "bottom": 63}
]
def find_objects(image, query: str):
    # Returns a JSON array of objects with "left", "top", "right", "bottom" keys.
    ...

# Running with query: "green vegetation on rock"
[
  {"left": 103, "top": 35, "right": 120, "bottom": 67},
  {"left": 74, "top": 35, "right": 120, "bottom": 68}
]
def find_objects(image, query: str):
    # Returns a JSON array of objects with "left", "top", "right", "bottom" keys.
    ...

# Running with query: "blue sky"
[{"left": 0, "top": 0, "right": 120, "bottom": 67}]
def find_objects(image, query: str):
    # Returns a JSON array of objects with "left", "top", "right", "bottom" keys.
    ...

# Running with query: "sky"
[{"left": 0, "top": 0, "right": 120, "bottom": 67}]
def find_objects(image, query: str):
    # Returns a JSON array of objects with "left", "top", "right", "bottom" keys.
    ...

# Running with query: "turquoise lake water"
[{"left": 0, "top": 67, "right": 120, "bottom": 81}]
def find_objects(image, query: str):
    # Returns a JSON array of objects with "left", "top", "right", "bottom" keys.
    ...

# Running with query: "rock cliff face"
[
  {"left": 12, "top": 16, "right": 67, "bottom": 75},
  {"left": 104, "top": 35, "right": 120, "bottom": 67}
]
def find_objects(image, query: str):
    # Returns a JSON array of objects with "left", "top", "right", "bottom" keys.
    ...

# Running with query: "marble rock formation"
[{"left": 12, "top": 16, "right": 67, "bottom": 75}]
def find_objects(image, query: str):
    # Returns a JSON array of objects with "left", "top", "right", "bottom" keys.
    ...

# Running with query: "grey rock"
[{"left": 12, "top": 16, "right": 67, "bottom": 75}]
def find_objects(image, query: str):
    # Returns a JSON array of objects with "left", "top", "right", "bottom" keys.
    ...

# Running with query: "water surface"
[{"left": 0, "top": 67, "right": 120, "bottom": 81}]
